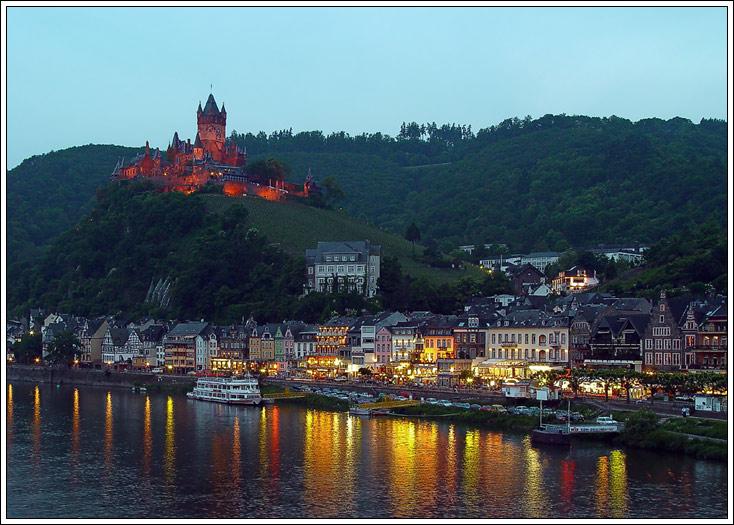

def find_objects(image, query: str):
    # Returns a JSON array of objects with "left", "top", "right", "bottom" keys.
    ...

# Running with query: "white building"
[{"left": 305, "top": 240, "right": 381, "bottom": 298}]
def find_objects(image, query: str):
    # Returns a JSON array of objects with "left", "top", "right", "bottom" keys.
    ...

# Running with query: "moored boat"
[
  {"left": 349, "top": 406, "right": 371, "bottom": 416},
  {"left": 531, "top": 426, "right": 571, "bottom": 446},
  {"left": 187, "top": 373, "right": 262, "bottom": 405}
]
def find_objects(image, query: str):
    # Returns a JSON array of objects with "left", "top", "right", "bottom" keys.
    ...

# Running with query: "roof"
[
  {"left": 201, "top": 93, "right": 221, "bottom": 116},
  {"left": 305, "top": 240, "right": 381, "bottom": 263},
  {"left": 167, "top": 322, "right": 209, "bottom": 337}
]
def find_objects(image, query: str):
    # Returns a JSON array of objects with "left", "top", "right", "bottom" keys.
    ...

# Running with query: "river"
[{"left": 5, "top": 382, "right": 728, "bottom": 519}]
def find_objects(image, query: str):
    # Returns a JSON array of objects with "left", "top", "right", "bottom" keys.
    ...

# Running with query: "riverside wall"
[{"left": 5, "top": 365, "right": 197, "bottom": 389}]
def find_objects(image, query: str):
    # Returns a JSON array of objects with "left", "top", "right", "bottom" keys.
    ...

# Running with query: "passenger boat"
[
  {"left": 186, "top": 373, "right": 262, "bottom": 405},
  {"left": 370, "top": 408, "right": 391, "bottom": 417},
  {"left": 349, "top": 406, "right": 371, "bottom": 416}
]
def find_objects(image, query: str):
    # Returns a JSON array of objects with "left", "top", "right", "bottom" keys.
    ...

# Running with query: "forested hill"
[
  {"left": 7, "top": 144, "right": 143, "bottom": 264},
  {"left": 7, "top": 115, "right": 727, "bottom": 271},
  {"left": 233, "top": 115, "right": 727, "bottom": 253}
]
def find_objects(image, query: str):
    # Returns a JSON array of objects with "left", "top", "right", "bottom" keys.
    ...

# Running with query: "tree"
[
  {"left": 530, "top": 369, "right": 559, "bottom": 388},
  {"left": 320, "top": 176, "right": 346, "bottom": 208},
  {"left": 46, "top": 330, "right": 82, "bottom": 366},
  {"left": 405, "top": 222, "right": 421, "bottom": 257},
  {"left": 13, "top": 330, "right": 42, "bottom": 365}
]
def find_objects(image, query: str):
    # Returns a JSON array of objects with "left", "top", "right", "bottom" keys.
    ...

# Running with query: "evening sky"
[{"left": 3, "top": 3, "right": 731, "bottom": 170}]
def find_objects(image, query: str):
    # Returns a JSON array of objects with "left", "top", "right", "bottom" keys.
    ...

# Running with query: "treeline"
[
  {"left": 6, "top": 182, "right": 514, "bottom": 324},
  {"left": 7, "top": 114, "right": 727, "bottom": 276}
]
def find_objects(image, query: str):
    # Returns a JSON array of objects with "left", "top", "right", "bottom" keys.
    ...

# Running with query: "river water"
[{"left": 5, "top": 382, "right": 728, "bottom": 519}]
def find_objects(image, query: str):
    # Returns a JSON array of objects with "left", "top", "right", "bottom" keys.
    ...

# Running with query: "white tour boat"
[{"left": 187, "top": 373, "right": 262, "bottom": 405}]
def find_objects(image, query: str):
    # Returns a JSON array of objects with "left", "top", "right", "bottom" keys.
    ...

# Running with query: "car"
[
  {"left": 334, "top": 377, "right": 347, "bottom": 382},
  {"left": 491, "top": 404, "right": 507, "bottom": 413},
  {"left": 469, "top": 404, "right": 481, "bottom": 410},
  {"left": 596, "top": 415, "right": 618, "bottom": 424},
  {"left": 479, "top": 405, "right": 493, "bottom": 411},
  {"left": 514, "top": 406, "right": 531, "bottom": 415},
  {"left": 187, "top": 370, "right": 197, "bottom": 375},
  {"left": 151, "top": 367, "right": 163, "bottom": 374},
  {"left": 426, "top": 398, "right": 438, "bottom": 405},
  {"left": 438, "top": 400, "right": 452, "bottom": 407},
  {"left": 454, "top": 403, "right": 471, "bottom": 409},
  {"left": 570, "top": 412, "right": 585, "bottom": 422}
]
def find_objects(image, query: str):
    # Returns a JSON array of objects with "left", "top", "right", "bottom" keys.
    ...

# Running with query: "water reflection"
[
  {"left": 608, "top": 450, "right": 628, "bottom": 518},
  {"left": 522, "top": 440, "right": 547, "bottom": 518},
  {"left": 4, "top": 384, "right": 728, "bottom": 520},
  {"left": 142, "top": 396, "right": 152, "bottom": 480},
  {"left": 164, "top": 396, "right": 175, "bottom": 486},
  {"left": 32, "top": 386, "right": 41, "bottom": 461},
  {"left": 7, "top": 384, "right": 13, "bottom": 445},
  {"left": 559, "top": 459, "right": 576, "bottom": 514},
  {"left": 232, "top": 417, "right": 241, "bottom": 492},
  {"left": 71, "top": 388, "right": 80, "bottom": 475}
]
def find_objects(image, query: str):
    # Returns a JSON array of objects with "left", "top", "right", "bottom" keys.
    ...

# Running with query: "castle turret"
[{"left": 197, "top": 93, "right": 226, "bottom": 162}]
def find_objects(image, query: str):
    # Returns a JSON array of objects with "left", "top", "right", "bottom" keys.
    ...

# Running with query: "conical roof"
[{"left": 202, "top": 93, "right": 220, "bottom": 116}]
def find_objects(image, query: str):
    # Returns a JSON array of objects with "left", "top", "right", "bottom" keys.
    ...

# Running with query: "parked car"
[
  {"left": 491, "top": 404, "right": 507, "bottom": 413},
  {"left": 514, "top": 406, "right": 531, "bottom": 415},
  {"left": 151, "top": 367, "right": 163, "bottom": 374},
  {"left": 570, "top": 412, "right": 585, "bottom": 422},
  {"left": 596, "top": 415, "right": 618, "bottom": 424},
  {"left": 469, "top": 404, "right": 481, "bottom": 410},
  {"left": 479, "top": 405, "right": 494, "bottom": 411},
  {"left": 438, "top": 400, "right": 452, "bottom": 407},
  {"left": 426, "top": 398, "right": 438, "bottom": 405},
  {"left": 454, "top": 402, "right": 471, "bottom": 409}
]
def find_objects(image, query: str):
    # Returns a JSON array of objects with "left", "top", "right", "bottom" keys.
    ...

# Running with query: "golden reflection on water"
[
  {"left": 104, "top": 391, "right": 113, "bottom": 463},
  {"left": 71, "top": 388, "right": 80, "bottom": 471},
  {"left": 462, "top": 429, "right": 481, "bottom": 508},
  {"left": 164, "top": 396, "right": 175, "bottom": 485},
  {"left": 31, "top": 386, "right": 41, "bottom": 460},
  {"left": 594, "top": 451, "right": 628, "bottom": 518},
  {"left": 142, "top": 396, "right": 152, "bottom": 480},
  {"left": 387, "top": 419, "right": 418, "bottom": 516},
  {"left": 608, "top": 450, "right": 628, "bottom": 518},
  {"left": 522, "top": 440, "right": 547, "bottom": 518},
  {"left": 258, "top": 408, "right": 268, "bottom": 479},
  {"left": 443, "top": 424, "right": 458, "bottom": 500},
  {"left": 302, "top": 410, "right": 357, "bottom": 518},
  {"left": 232, "top": 417, "right": 241, "bottom": 492},
  {"left": 7, "top": 384, "right": 13, "bottom": 444}
]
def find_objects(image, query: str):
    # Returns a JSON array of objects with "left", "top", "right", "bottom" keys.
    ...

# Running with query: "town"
[{"left": 7, "top": 239, "right": 727, "bottom": 409}]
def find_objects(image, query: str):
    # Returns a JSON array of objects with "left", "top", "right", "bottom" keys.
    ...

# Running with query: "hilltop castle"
[{"left": 111, "top": 93, "right": 320, "bottom": 200}]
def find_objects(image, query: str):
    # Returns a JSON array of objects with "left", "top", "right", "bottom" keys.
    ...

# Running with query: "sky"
[{"left": 3, "top": 3, "right": 732, "bottom": 170}]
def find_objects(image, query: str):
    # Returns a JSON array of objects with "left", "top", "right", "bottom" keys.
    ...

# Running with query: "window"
[
  {"left": 660, "top": 304, "right": 665, "bottom": 311},
  {"left": 308, "top": 267, "right": 314, "bottom": 274},
  {"left": 672, "top": 353, "right": 680, "bottom": 366},
  {"left": 325, "top": 256, "right": 332, "bottom": 262},
  {"left": 491, "top": 334, "right": 496, "bottom": 344},
  {"left": 561, "top": 333, "right": 566, "bottom": 344},
  {"left": 660, "top": 315, "right": 665, "bottom": 323},
  {"left": 655, "top": 339, "right": 662, "bottom": 350},
  {"left": 672, "top": 339, "right": 681, "bottom": 350},
  {"left": 655, "top": 352, "right": 663, "bottom": 365},
  {"left": 645, "top": 339, "right": 653, "bottom": 350},
  {"left": 664, "top": 339, "right": 671, "bottom": 350},
  {"left": 525, "top": 334, "right": 529, "bottom": 344},
  {"left": 338, "top": 266, "right": 345, "bottom": 273},
  {"left": 357, "top": 265, "right": 364, "bottom": 272},
  {"left": 348, "top": 266, "right": 355, "bottom": 273},
  {"left": 532, "top": 334, "right": 536, "bottom": 344},
  {"left": 664, "top": 353, "right": 671, "bottom": 365}
]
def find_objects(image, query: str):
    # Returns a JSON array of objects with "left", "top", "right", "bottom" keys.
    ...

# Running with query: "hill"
[
  {"left": 6, "top": 181, "right": 508, "bottom": 323},
  {"left": 7, "top": 114, "right": 727, "bottom": 270},
  {"left": 197, "top": 193, "right": 480, "bottom": 284}
]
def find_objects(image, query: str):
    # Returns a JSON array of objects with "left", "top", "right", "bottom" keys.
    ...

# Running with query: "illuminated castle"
[{"left": 111, "top": 93, "right": 320, "bottom": 200}]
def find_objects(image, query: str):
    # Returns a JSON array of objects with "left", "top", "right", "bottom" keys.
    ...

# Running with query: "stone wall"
[{"left": 5, "top": 365, "right": 196, "bottom": 389}]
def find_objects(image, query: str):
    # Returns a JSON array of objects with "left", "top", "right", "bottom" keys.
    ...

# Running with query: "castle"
[{"left": 111, "top": 93, "right": 320, "bottom": 200}]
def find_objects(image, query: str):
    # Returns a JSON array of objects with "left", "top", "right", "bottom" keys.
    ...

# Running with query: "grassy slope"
[{"left": 199, "top": 193, "right": 483, "bottom": 284}]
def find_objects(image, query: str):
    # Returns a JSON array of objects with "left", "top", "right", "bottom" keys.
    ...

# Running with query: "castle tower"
[{"left": 197, "top": 93, "right": 226, "bottom": 162}]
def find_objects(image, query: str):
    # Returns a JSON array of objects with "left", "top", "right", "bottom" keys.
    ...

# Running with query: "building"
[
  {"left": 552, "top": 266, "right": 599, "bottom": 294},
  {"left": 642, "top": 291, "right": 684, "bottom": 372},
  {"left": 507, "top": 263, "right": 545, "bottom": 296},
  {"left": 304, "top": 241, "right": 381, "bottom": 297},
  {"left": 163, "top": 322, "right": 209, "bottom": 374},
  {"left": 520, "top": 252, "right": 561, "bottom": 274},
  {"left": 111, "top": 93, "right": 321, "bottom": 200}
]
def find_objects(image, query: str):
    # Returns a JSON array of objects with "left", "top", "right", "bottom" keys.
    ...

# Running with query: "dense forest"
[
  {"left": 231, "top": 114, "right": 728, "bottom": 252},
  {"left": 7, "top": 114, "right": 727, "bottom": 274},
  {"left": 6, "top": 181, "right": 514, "bottom": 323}
]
